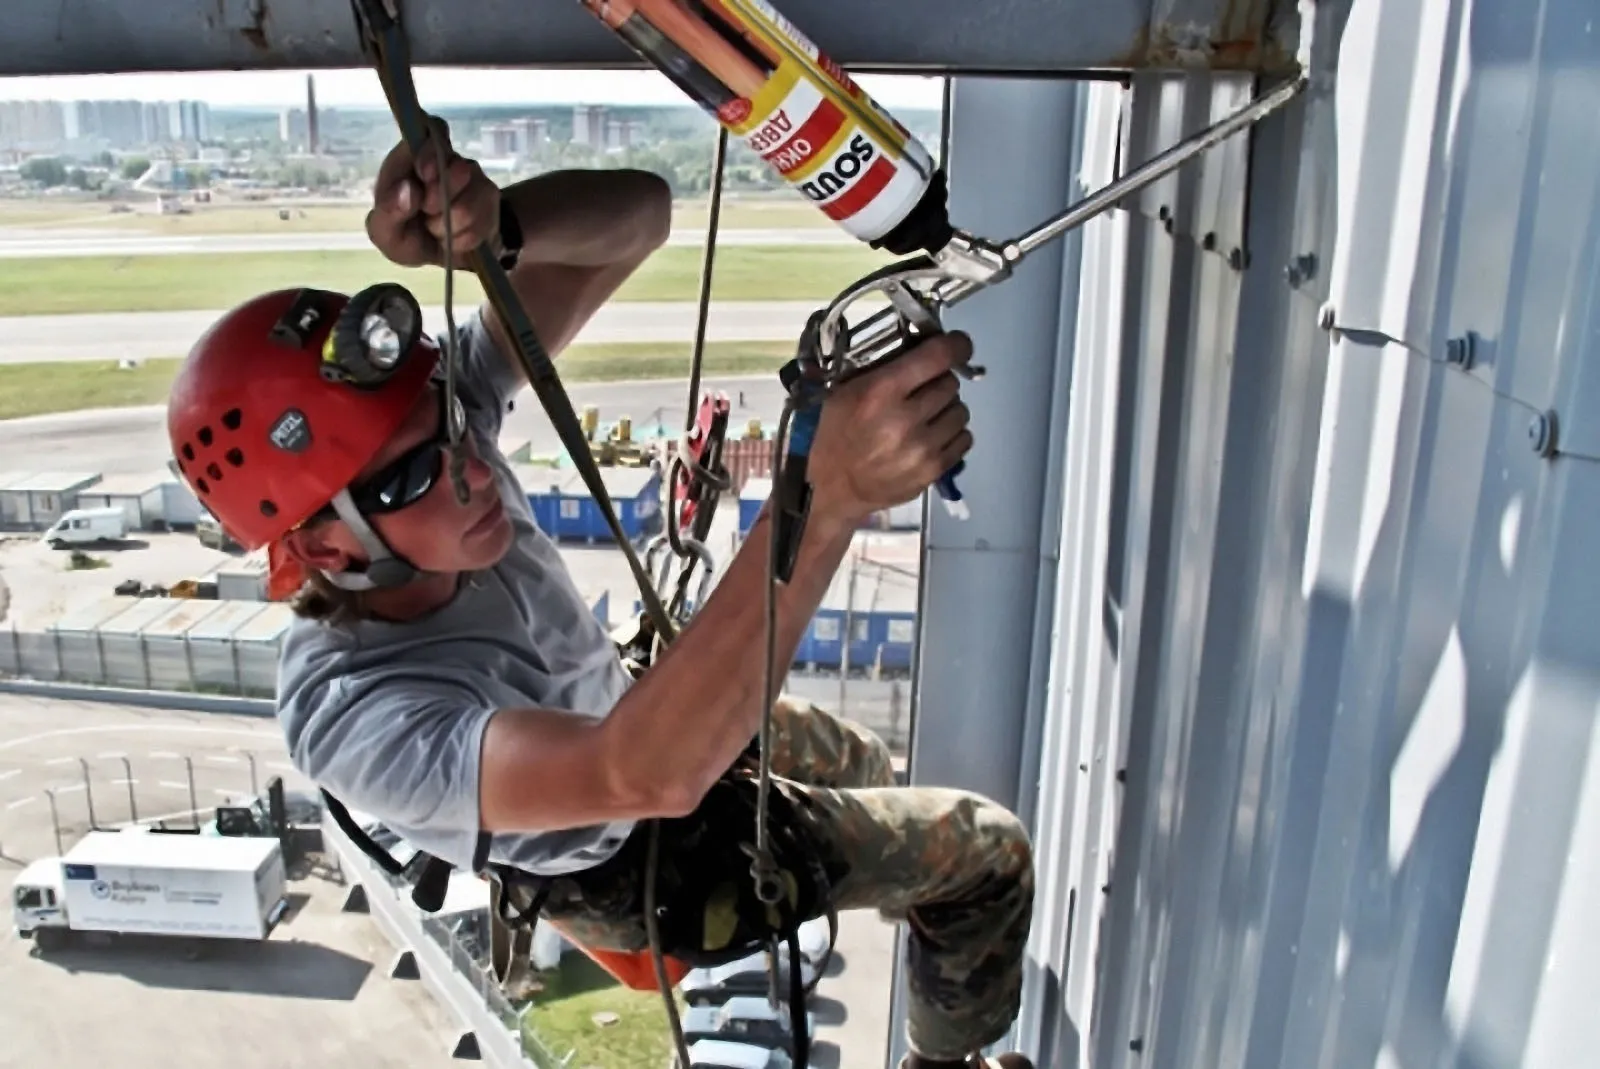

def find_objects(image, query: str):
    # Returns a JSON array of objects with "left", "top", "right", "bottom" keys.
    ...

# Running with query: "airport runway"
[
  {"left": 0, "top": 300, "right": 822, "bottom": 364},
  {"left": 0, "top": 373, "right": 793, "bottom": 475},
  {"left": 0, "top": 226, "right": 852, "bottom": 259}
]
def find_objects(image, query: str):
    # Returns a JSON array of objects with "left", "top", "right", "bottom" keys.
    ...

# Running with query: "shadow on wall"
[
  {"left": 1218, "top": 0, "right": 1598, "bottom": 1067},
  {"left": 1044, "top": 0, "right": 1600, "bottom": 1067}
]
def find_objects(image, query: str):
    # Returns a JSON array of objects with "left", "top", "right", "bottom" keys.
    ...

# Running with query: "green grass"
[
  {"left": 0, "top": 244, "right": 891, "bottom": 316},
  {"left": 0, "top": 341, "right": 794, "bottom": 421},
  {"left": 0, "top": 195, "right": 834, "bottom": 235},
  {"left": 0, "top": 358, "right": 184, "bottom": 420},
  {"left": 520, "top": 953, "right": 680, "bottom": 1069}
]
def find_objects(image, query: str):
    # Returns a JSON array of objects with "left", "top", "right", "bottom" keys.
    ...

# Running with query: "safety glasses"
[{"left": 308, "top": 388, "right": 466, "bottom": 525}]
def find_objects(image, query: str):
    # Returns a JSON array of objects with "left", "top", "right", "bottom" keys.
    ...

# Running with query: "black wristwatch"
[{"left": 495, "top": 197, "right": 524, "bottom": 270}]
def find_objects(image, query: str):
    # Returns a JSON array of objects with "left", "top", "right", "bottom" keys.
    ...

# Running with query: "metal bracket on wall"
[
  {"left": 1317, "top": 315, "right": 1600, "bottom": 465},
  {"left": 1131, "top": 73, "right": 1261, "bottom": 267}
]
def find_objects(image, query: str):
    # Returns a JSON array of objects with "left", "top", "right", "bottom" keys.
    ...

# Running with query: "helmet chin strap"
[{"left": 322, "top": 488, "right": 421, "bottom": 591}]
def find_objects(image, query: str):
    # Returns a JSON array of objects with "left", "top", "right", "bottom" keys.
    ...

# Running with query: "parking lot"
[
  {"left": 0, "top": 528, "right": 240, "bottom": 632},
  {"left": 0, "top": 691, "right": 904, "bottom": 1068},
  {"left": 0, "top": 495, "right": 731, "bottom": 636},
  {"left": 0, "top": 693, "right": 464, "bottom": 1069}
]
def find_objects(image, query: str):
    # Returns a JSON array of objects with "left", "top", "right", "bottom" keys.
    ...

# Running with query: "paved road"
[
  {"left": 0, "top": 373, "right": 793, "bottom": 475},
  {"left": 0, "top": 226, "right": 852, "bottom": 258},
  {"left": 0, "top": 300, "right": 826, "bottom": 364},
  {"left": 0, "top": 697, "right": 299, "bottom": 855}
]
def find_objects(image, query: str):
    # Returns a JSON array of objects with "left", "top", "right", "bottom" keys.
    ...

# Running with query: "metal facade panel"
[
  {"left": 1008, "top": 78, "right": 1126, "bottom": 1069},
  {"left": 1004, "top": 0, "right": 1600, "bottom": 1068},
  {"left": 0, "top": 0, "right": 1300, "bottom": 76}
]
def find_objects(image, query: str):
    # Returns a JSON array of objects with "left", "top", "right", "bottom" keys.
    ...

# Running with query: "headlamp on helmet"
[{"left": 319, "top": 283, "right": 424, "bottom": 389}]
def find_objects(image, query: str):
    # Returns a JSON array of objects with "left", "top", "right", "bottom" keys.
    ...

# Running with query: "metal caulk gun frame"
[{"left": 793, "top": 72, "right": 1310, "bottom": 516}]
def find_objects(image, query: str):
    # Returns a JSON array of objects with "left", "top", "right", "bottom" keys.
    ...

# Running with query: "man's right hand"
[
  {"left": 806, "top": 332, "right": 976, "bottom": 522},
  {"left": 366, "top": 122, "right": 500, "bottom": 271}
]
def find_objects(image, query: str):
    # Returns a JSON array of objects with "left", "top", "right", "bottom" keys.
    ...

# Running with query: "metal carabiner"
[{"left": 655, "top": 537, "right": 715, "bottom": 620}]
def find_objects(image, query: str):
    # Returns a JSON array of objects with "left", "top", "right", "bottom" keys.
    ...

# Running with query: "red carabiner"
[{"left": 673, "top": 391, "right": 732, "bottom": 544}]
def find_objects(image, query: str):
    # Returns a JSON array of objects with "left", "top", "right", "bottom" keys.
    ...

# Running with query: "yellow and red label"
[
  {"left": 714, "top": 0, "right": 935, "bottom": 243},
  {"left": 576, "top": 0, "right": 936, "bottom": 244}
]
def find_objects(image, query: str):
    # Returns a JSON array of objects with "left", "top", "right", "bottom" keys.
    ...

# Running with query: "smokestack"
[{"left": 306, "top": 73, "right": 319, "bottom": 155}]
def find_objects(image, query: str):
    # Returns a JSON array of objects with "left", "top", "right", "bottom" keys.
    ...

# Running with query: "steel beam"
[{"left": 0, "top": 0, "right": 1302, "bottom": 78}]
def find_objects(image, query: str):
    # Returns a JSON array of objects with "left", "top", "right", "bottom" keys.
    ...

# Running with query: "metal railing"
[{"left": 319, "top": 809, "right": 574, "bottom": 1069}]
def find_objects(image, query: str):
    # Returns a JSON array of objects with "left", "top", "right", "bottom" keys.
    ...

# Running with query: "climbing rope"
[
  {"left": 350, "top": 9, "right": 813, "bottom": 1067},
  {"left": 658, "top": 125, "right": 731, "bottom": 630}
]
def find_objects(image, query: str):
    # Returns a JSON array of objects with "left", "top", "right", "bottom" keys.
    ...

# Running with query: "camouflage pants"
[{"left": 528, "top": 695, "right": 1036, "bottom": 1062}]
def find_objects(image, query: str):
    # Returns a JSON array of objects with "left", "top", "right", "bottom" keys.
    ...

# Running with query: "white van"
[{"left": 40, "top": 506, "right": 128, "bottom": 548}]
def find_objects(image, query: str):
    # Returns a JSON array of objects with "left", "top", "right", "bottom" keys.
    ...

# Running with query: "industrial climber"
[{"left": 163, "top": 128, "right": 1037, "bottom": 1069}]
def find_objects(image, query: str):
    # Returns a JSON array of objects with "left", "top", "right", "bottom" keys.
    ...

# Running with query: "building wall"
[{"left": 903, "top": 1, "right": 1600, "bottom": 1067}]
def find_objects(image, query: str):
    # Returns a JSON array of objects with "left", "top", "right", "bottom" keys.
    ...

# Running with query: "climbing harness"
[{"left": 338, "top": 1, "right": 1312, "bottom": 1066}]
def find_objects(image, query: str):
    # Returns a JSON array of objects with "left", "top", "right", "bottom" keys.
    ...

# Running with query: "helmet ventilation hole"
[
  {"left": 196, "top": 478, "right": 210, "bottom": 495},
  {"left": 182, "top": 444, "right": 195, "bottom": 461},
  {"left": 222, "top": 408, "right": 242, "bottom": 431},
  {"left": 197, "top": 426, "right": 213, "bottom": 447},
  {"left": 225, "top": 448, "right": 244, "bottom": 467},
  {"left": 260, "top": 500, "right": 278, "bottom": 517},
  {"left": 206, "top": 462, "right": 222, "bottom": 481}
]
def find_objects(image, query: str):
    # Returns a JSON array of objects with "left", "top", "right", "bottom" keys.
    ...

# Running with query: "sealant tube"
[{"left": 577, "top": 0, "right": 954, "bottom": 256}]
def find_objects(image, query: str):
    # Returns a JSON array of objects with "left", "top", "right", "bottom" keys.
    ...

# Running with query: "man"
[{"left": 166, "top": 131, "right": 1034, "bottom": 1069}]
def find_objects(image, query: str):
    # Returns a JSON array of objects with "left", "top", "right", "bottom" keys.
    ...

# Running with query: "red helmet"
[{"left": 166, "top": 285, "right": 439, "bottom": 551}]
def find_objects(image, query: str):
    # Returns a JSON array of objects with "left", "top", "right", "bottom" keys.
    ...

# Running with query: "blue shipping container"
[
  {"left": 791, "top": 608, "right": 917, "bottom": 674},
  {"left": 527, "top": 467, "right": 662, "bottom": 543},
  {"left": 629, "top": 601, "right": 914, "bottom": 673},
  {"left": 738, "top": 477, "right": 772, "bottom": 537}
]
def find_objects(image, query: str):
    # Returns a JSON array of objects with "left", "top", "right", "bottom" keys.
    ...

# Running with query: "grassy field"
[
  {"left": 0, "top": 195, "right": 831, "bottom": 235},
  {"left": 519, "top": 954, "right": 679, "bottom": 1069},
  {"left": 0, "top": 340, "right": 793, "bottom": 421},
  {"left": 0, "top": 243, "right": 887, "bottom": 316}
]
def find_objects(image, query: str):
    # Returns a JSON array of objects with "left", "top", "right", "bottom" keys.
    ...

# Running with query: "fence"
[
  {"left": 2, "top": 617, "right": 913, "bottom": 751},
  {"left": 1, "top": 595, "right": 290, "bottom": 697},
  {"left": 2, "top": 620, "right": 281, "bottom": 697}
]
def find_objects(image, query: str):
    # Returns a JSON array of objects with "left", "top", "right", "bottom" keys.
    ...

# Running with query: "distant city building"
[
  {"left": 481, "top": 116, "right": 553, "bottom": 158},
  {"left": 306, "top": 74, "right": 320, "bottom": 155},
  {"left": 0, "top": 98, "right": 210, "bottom": 151},
  {"left": 0, "top": 100, "right": 66, "bottom": 150},
  {"left": 572, "top": 103, "right": 608, "bottom": 148}
]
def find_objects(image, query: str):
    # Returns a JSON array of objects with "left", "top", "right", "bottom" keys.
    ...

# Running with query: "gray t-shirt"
[{"left": 276, "top": 308, "right": 637, "bottom": 876}]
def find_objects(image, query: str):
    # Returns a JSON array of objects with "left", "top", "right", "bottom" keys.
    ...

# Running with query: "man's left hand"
[{"left": 367, "top": 120, "right": 501, "bottom": 270}]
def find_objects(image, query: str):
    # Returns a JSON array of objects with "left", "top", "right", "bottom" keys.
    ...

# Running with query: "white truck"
[
  {"left": 11, "top": 829, "right": 288, "bottom": 949},
  {"left": 39, "top": 506, "right": 128, "bottom": 547}
]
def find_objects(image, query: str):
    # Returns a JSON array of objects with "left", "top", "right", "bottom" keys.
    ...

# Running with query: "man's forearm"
[
  {"left": 603, "top": 497, "right": 859, "bottom": 812},
  {"left": 478, "top": 167, "right": 672, "bottom": 367},
  {"left": 501, "top": 168, "right": 672, "bottom": 268}
]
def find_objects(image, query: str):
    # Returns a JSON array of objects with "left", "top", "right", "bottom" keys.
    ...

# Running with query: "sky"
[{"left": 0, "top": 68, "right": 947, "bottom": 111}]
